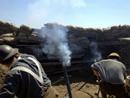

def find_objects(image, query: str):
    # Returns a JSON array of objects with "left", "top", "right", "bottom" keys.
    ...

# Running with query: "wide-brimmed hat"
[
  {"left": 107, "top": 52, "right": 121, "bottom": 60},
  {"left": 0, "top": 45, "right": 18, "bottom": 62}
]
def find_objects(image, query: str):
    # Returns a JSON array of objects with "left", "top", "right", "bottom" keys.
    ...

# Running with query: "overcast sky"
[{"left": 0, "top": 0, "right": 130, "bottom": 29}]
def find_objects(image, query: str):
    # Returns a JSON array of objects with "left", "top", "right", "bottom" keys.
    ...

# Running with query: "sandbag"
[
  {"left": 0, "top": 33, "right": 14, "bottom": 38},
  {"left": 0, "top": 26, "right": 2, "bottom": 29},
  {"left": 20, "top": 24, "right": 32, "bottom": 31},
  {"left": 5, "top": 22, "right": 14, "bottom": 27},
  {"left": 106, "top": 36, "right": 114, "bottom": 40},
  {"left": 81, "top": 40, "right": 90, "bottom": 44},
  {"left": 0, "top": 39, "right": 4, "bottom": 43},
  {"left": 103, "top": 32, "right": 111, "bottom": 36},
  {"left": 76, "top": 27, "right": 86, "bottom": 32},
  {"left": 28, "top": 35, "right": 39, "bottom": 42},
  {"left": 94, "top": 28, "right": 102, "bottom": 33},
  {"left": 110, "top": 33, "right": 119, "bottom": 37},
  {"left": 110, "top": 26, "right": 119, "bottom": 30},
  {"left": 111, "top": 29, "right": 120, "bottom": 34},
  {"left": 120, "top": 25, "right": 130, "bottom": 30},
  {"left": 32, "top": 32, "right": 38, "bottom": 36},
  {"left": 16, "top": 36, "right": 27, "bottom": 41},
  {"left": 18, "top": 32, "right": 27, "bottom": 37},
  {"left": 20, "top": 28, "right": 31, "bottom": 35},
  {"left": 67, "top": 25, "right": 77, "bottom": 31},
  {"left": 13, "top": 36, "right": 27, "bottom": 43},
  {"left": 15, "top": 28, "right": 20, "bottom": 33},
  {"left": 0, "top": 30, "right": 5, "bottom": 34},
  {"left": 103, "top": 29, "right": 111, "bottom": 33},
  {"left": 89, "top": 31, "right": 96, "bottom": 35},
  {"left": 76, "top": 37, "right": 88, "bottom": 42},
  {"left": 3, "top": 37, "right": 15, "bottom": 42},
  {"left": 68, "top": 36, "right": 77, "bottom": 42},
  {"left": 2, "top": 27, "right": 12, "bottom": 32},
  {"left": 69, "top": 31, "right": 80, "bottom": 35},
  {"left": 86, "top": 28, "right": 94, "bottom": 31},
  {"left": 111, "top": 30, "right": 120, "bottom": 37},
  {"left": 10, "top": 26, "right": 17, "bottom": 31},
  {"left": 0, "top": 20, "right": 5, "bottom": 26},
  {"left": 120, "top": 30, "right": 129, "bottom": 34},
  {"left": 80, "top": 31, "right": 89, "bottom": 35}
]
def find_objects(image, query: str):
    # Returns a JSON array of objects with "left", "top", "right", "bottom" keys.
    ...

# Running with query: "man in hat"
[
  {"left": 0, "top": 45, "right": 59, "bottom": 98},
  {"left": 91, "top": 52, "right": 127, "bottom": 98}
]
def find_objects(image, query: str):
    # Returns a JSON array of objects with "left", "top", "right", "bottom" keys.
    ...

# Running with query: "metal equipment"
[{"left": 63, "top": 66, "right": 73, "bottom": 98}]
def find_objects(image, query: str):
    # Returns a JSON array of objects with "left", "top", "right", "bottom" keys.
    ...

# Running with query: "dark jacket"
[{"left": 0, "top": 53, "right": 51, "bottom": 98}]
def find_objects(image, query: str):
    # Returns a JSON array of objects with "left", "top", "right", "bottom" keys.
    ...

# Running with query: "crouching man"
[
  {"left": 0, "top": 45, "right": 60, "bottom": 98},
  {"left": 91, "top": 53, "right": 127, "bottom": 98}
]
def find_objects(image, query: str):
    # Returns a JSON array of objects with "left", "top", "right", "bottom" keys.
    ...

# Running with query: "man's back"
[
  {"left": 0, "top": 53, "right": 51, "bottom": 98},
  {"left": 91, "top": 59, "right": 126, "bottom": 84}
]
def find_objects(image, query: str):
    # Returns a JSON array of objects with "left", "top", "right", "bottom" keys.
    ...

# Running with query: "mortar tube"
[{"left": 63, "top": 66, "right": 73, "bottom": 98}]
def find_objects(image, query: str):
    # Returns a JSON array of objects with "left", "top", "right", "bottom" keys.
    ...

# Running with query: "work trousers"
[{"left": 99, "top": 81, "right": 126, "bottom": 98}]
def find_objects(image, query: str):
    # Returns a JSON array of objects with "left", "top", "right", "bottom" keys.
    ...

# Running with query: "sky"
[{"left": 0, "top": 0, "right": 130, "bottom": 29}]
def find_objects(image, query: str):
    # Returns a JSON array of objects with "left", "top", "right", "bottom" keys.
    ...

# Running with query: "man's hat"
[
  {"left": 107, "top": 52, "right": 121, "bottom": 60},
  {"left": 0, "top": 45, "right": 18, "bottom": 62}
]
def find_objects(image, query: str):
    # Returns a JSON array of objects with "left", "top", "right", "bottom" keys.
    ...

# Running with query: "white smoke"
[
  {"left": 36, "top": 23, "right": 72, "bottom": 66},
  {"left": 90, "top": 41, "right": 102, "bottom": 61}
]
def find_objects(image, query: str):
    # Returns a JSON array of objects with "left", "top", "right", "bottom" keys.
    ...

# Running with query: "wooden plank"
[
  {"left": 119, "top": 37, "right": 130, "bottom": 41},
  {"left": 97, "top": 41, "right": 127, "bottom": 45},
  {"left": 86, "top": 41, "right": 127, "bottom": 47},
  {"left": 47, "top": 67, "right": 85, "bottom": 75},
  {"left": 36, "top": 54, "right": 85, "bottom": 60},
  {"left": 16, "top": 44, "right": 39, "bottom": 47},
  {"left": 41, "top": 61, "right": 89, "bottom": 66},
  {"left": 18, "top": 40, "right": 40, "bottom": 44}
]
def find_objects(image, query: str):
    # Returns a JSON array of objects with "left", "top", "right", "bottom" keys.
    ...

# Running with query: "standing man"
[
  {"left": 91, "top": 52, "right": 127, "bottom": 98},
  {"left": 0, "top": 45, "right": 59, "bottom": 98}
]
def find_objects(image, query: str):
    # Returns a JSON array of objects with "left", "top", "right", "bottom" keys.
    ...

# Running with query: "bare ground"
[
  {"left": 49, "top": 69, "right": 103, "bottom": 98},
  {"left": 49, "top": 68, "right": 130, "bottom": 98}
]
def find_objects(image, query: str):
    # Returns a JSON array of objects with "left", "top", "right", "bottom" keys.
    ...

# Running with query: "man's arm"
[
  {"left": 0, "top": 71, "right": 20, "bottom": 98},
  {"left": 123, "top": 66, "right": 127, "bottom": 79},
  {"left": 92, "top": 69, "right": 100, "bottom": 80},
  {"left": 91, "top": 62, "right": 101, "bottom": 80}
]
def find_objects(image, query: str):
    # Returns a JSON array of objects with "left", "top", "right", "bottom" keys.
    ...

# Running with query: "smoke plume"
[
  {"left": 35, "top": 23, "right": 72, "bottom": 66},
  {"left": 90, "top": 41, "right": 102, "bottom": 61}
]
